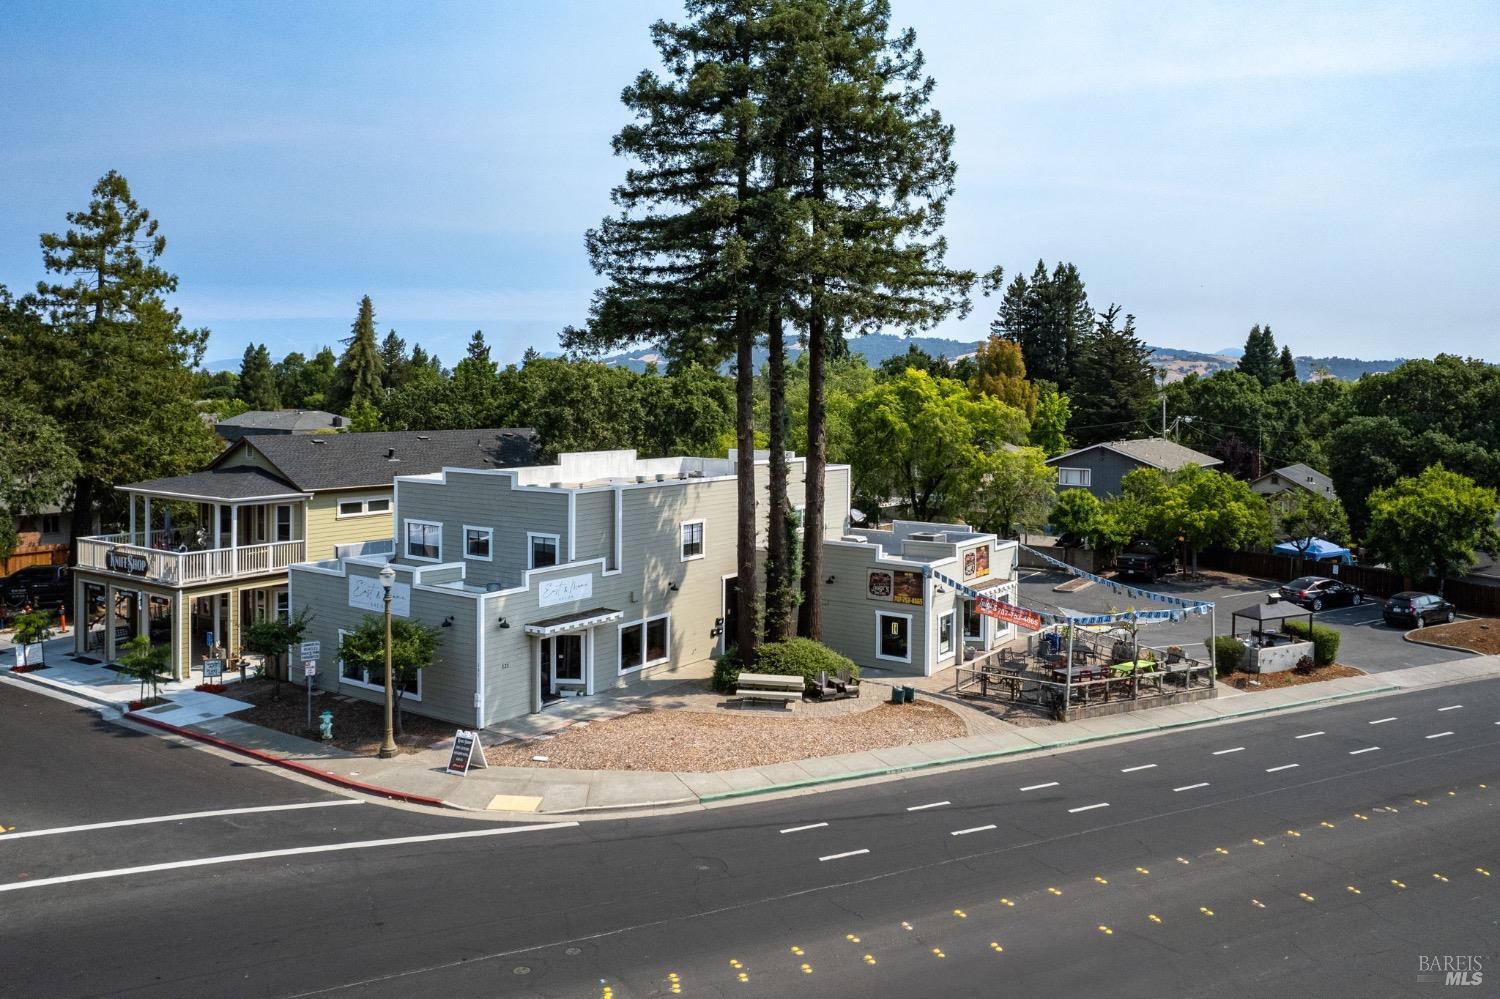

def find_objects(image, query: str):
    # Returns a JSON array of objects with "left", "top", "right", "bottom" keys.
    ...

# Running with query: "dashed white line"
[
  {"left": 0, "top": 800, "right": 360, "bottom": 841},
  {"left": 819, "top": 849, "right": 870, "bottom": 862},
  {"left": 1068, "top": 802, "right": 1110, "bottom": 813},
  {"left": 1294, "top": 731, "right": 1325, "bottom": 739},
  {"left": 1212, "top": 747, "right": 1245, "bottom": 755},
  {"left": 1369, "top": 717, "right": 1397, "bottom": 725},
  {"left": 906, "top": 801, "right": 950, "bottom": 812},
  {"left": 950, "top": 825, "right": 997, "bottom": 836},
  {"left": 1120, "top": 764, "right": 1157, "bottom": 773},
  {"left": 1426, "top": 732, "right": 1454, "bottom": 740},
  {"left": 1174, "top": 783, "right": 1211, "bottom": 792},
  {"left": 780, "top": 822, "right": 829, "bottom": 834},
  {"left": 1019, "top": 782, "right": 1059, "bottom": 791},
  {"left": 1438, "top": 705, "right": 1462, "bottom": 712},
  {"left": 1265, "top": 764, "right": 1301, "bottom": 773},
  {"left": 1349, "top": 746, "right": 1380, "bottom": 755}
]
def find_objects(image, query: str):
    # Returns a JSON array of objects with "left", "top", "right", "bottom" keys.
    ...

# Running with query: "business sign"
[
  {"left": 538, "top": 573, "right": 592, "bottom": 608},
  {"left": 202, "top": 658, "right": 225, "bottom": 679},
  {"left": 348, "top": 575, "right": 410, "bottom": 617},
  {"left": 976, "top": 595, "right": 1042, "bottom": 631},
  {"left": 962, "top": 545, "right": 991, "bottom": 581},
  {"left": 867, "top": 568, "right": 924, "bottom": 606},
  {"left": 105, "top": 550, "right": 150, "bottom": 576},
  {"left": 446, "top": 729, "right": 489, "bottom": 776}
]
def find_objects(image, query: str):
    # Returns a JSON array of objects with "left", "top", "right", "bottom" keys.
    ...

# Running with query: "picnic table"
[
  {"left": 735, "top": 671, "right": 804, "bottom": 707},
  {"left": 1109, "top": 659, "right": 1157, "bottom": 676}
]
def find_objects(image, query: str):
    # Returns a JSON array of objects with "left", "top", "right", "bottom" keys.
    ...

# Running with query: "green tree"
[
  {"left": 301, "top": 347, "right": 339, "bottom": 411},
  {"left": 379, "top": 330, "right": 411, "bottom": 391},
  {"left": 238, "top": 343, "right": 279, "bottom": 410},
  {"left": 991, "top": 260, "right": 1093, "bottom": 389},
  {"left": 1275, "top": 491, "right": 1350, "bottom": 554},
  {"left": 969, "top": 337, "right": 1038, "bottom": 418},
  {"left": 877, "top": 343, "right": 953, "bottom": 381},
  {"left": 1364, "top": 465, "right": 1500, "bottom": 590},
  {"left": 1049, "top": 487, "right": 1102, "bottom": 546},
  {"left": 1278, "top": 345, "right": 1298, "bottom": 384},
  {"left": 332, "top": 296, "right": 385, "bottom": 413},
  {"left": 117, "top": 634, "right": 169, "bottom": 704},
  {"left": 1028, "top": 383, "right": 1071, "bottom": 457},
  {"left": 0, "top": 396, "right": 79, "bottom": 558},
  {"left": 971, "top": 446, "right": 1056, "bottom": 538},
  {"left": 1237, "top": 323, "right": 1279, "bottom": 388},
  {"left": 1126, "top": 465, "right": 1272, "bottom": 574},
  {"left": 242, "top": 608, "right": 312, "bottom": 700},
  {"left": 441, "top": 330, "right": 502, "bottom": 429},
  {"left": 338, "top": 614, "right": 441, "bottom": 738},
  {"left": 344, "top": 398, "right": 385, "bottom": 433},
  {"left": 30, "top": 171, "right": 219, "bottom": 555},
  {"left": 641, "top": 364, "right": 735, "bottom": 458},
  {"left": 1067, "top": 305, "right": 1155, "bottom": 445}
]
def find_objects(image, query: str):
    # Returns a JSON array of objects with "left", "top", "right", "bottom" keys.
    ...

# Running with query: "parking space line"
[
  {"left": 1120, "top": 764, "right": 1157, "bottom": 773},
  {"left": 1349, "top": 747, "right": 1380, "bottom": 755},
  {"left": 1068, "top": 803, "right": 1110, "bottom": 813},
  {"left": 1265, "top": 764, "right": 1300, "bottom": 773},
  {"left": 1212, "top": 747, "right": 1245, "bottom": 755},
  {"left": 1426, "top": 732, "right": 1454, "bottom": 740},
  {"left": 1294, "top": 731, "right": 1325, "bottom": 739},
  {"left": 951, "top": 825, "right": 997, "bottom": 836},
  {"left": 1369, "top": 717, "right": 1397, "bottom": 725},
  {"left": 1438, "top": 705, "right": 1462, "bottom": 712}
]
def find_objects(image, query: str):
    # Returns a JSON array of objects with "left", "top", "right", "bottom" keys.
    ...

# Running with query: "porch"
[{"left": 76, "top": 533, "right": 306, "bottom": 586}]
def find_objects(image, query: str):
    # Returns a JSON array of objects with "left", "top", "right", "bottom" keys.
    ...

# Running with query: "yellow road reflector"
[
  {"left": 1251, "top": 899, "right": 1266, "bottom": 909},
  {"left": 1176, "top": 857, "right": 1192, "bottom": 865},
  {"left": 1476, "top": 868, "right": 1491, "bottom": 877},
  {"left": 1391, "top": 879, "right": 1406, "bottom": 889},
  {"left": 999, "top": 898, "right": 1015, "bottom": 907},
  {"left": 1286, "top": 830, "right": 1302, "bottom": 838},
  {"left": 863, "top": 954, "right": 877, "bottom": 966},
  {"left": 737, "top": 972, "right": 749, "bottom": 982},
  {"left": 800, "top": 963, "right": 813, "bottom": 975},
  {"left": 1098, "top": 925, "right": 1113, "bottom": 935},
  {"left": 1094, "top": 876, "right": 1109, "bottom": 884},
  {"left": 1347, "top": 885, "right": 1361, "bottom": 895},
  {"left": 1354, "top": 813, "right": 1368, "bottom": 821},
  {"left": 1414, "top": 799, "right": 1428, "bottom": 806},
  {"left": 1320, "top": 821, "right": 1335, "bottom": 829},
  {"left": 1136, "top": 867, "right": 1150, "bottom": 875},
  {"left": 1433, "top": 873, "right": 1449, "bottom": 883},
  {"left": 1251, "top": 838, "right": 1265, "bottom": 846},
  {"left": 1299, "top": 892, "right": 1316, "bottom": 902},
  {"left": 931, "top": 948, "right": 946, "bottom": 959},
  {"left": 845, "top": 934, "right": 860, "bottom": 944},
  {"left": 790, "top": 947, "right": 804, "bottom": 956},
  {"left": 990, "top": 942, "right": 1004, "bottom": 952},
  {"left": 901, "top": 921, "right": 914, "bottom": 930},
  {"left": 1148, "top": 913, "right": 1163, "bottom": 924},
  {"left": 1215, "top": 847, "right": 1229, "bottom": 855},
  {"left": 1047, "top": 887, "right": 1063, "bottom": 896},
  {"left": 1199, "top": 906, "right": 1214, "bottom": 917},
  {"left": 1447, "top": 790, "right": 1456, "bottom": 797},
  {"left": 729, "top": 959, "right": 742, "bottom": 968}
]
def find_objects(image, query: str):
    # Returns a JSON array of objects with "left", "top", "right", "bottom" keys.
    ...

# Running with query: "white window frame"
[
  {"left": 938, "top": 610, "right": 956, "bottom": 658},
  {"left": 875, "top": 611, "right": 913, "bottom": 664},
  {"left": 338, "top": 626, "right": 423, "bottom": 701},
  {"left": 404, "top": 518, "right": 442, "bottom": 562},
  {"left": 275, "top": 590, "right": 290, "bottom": 622},
  {"left": 463, "top": 525, "right": 493, "bottom": 562},
  {"left": 618, "top": 612, "right": 671, "bottom": 675},
  {"left": 528, "top": 532, "right": 561, "bottom": 570},
  {"left": 365, "top": 497, "right": 391, "bottom": 514},
  {"left": 1057, "top": 467, "right": 1092, "bottom": 488},
  {"left": 275, "top": 504, "right": 293, "bottom": 542},
  {"left": 338, "top": 495, "right": 394, "bottom": 519},
  {"left": 679, "top": 519, "right": 705, "bottom": 562}
]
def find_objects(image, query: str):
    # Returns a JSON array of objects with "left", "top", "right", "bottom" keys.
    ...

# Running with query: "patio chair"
[
  {"left": 836, "top": 667, "right": 861, "bottom": 698},
  {"left": 814, "top": 670, "right": 840, "bottom": 700}
]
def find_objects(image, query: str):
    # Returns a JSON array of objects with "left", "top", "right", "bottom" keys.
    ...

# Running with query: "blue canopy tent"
[{"left": 1273, "top": 537, "right": 1352, "bottom": 562}]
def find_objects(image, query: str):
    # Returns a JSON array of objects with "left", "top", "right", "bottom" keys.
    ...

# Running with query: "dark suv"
[
  {"left": 1, "top": 565, "right": 72, "bottom": 613},
  {"left": 1382, "top": 591, "right": 1455, "bottom": 629},
  {"left": 1278, "top": 576, "right": 1365, "bottom": 611},
  {"left": 1115, "top": 540, "right": 1177, "bottom": 583}
]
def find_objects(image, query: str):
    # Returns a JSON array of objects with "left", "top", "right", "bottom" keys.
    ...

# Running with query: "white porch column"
[
  {"left": 213, "top": 502, "right": 223, "bottom": 547},
  {"left": 143, "top": 496, "right": 152, "bottom": 544},
  {"left": 229, "top": 505, "right": 239, "bottom": 576},
  {"left": 128, "top": 496, "right": 137, "bottom": 543}
]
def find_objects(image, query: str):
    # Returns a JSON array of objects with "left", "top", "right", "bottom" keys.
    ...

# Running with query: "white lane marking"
[
  {"left": 819, "top": 849, "right": 870, "bottom": 862},
  {"left": 1019, "top": 782, "right": 1059, "bottom": 791},
  {"left": 1212, "top": 747, "right": 1245, "bottom": 755},
  {"left": 1425, "top": 732, "right": 1454, "bottom": 740},
  {"left": 0, "top": 799, "right": 361, "bottom": 841},
  {"left": 1349, "top": 746, "right": 1380, "bottom": 755},
  {"left": 0, "top": 822, "right": 579, "bottom": 894},
  {"left": 1068, "top": 802, "right": 1109, "bottom": 813},
  {"left": 1295, "top": 731, "right": 1325, "bottom": 739},
  {"left": 1265, "top": 764, "right": 1300, "bottom": 773},
  {"left": 906, "top": 801, "right": 950, "bottom": 812},
  {"left": 1438, "top": 705, "right": 1462, "bottom": 712},
  {"left": 951, "top": 825, "right": 997, "bottom": 836},
  {"left": 1120, "top": 764, "right": 1157, "bottom": 773},
  {"left": 1174, "top": 783, "right": 1211, "bottom": 792},
  {"left": 780, "top": 823, "right": 828, "bottom": 834},
  {"left": 1369, "top": 717, "right": 1397, "bottom": 725}
]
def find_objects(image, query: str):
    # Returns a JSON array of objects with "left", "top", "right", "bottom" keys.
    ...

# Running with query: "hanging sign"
[
  {"left": 976, "top": 596, "right": 1042, "bottom": 631},
  {"left": 446, "top": 729, "right": 489, "bottom": 776}
]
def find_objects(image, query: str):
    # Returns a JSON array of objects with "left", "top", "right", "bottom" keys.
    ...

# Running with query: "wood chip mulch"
[
  {"left": 229, "top": 678, "right": 452, "bottom": 755},
  {"left": 1219, "top": 664, "right": 1364, "bottom": 690},
  {"left": 483, "top": 701, "right": 968, "bottom": 772},
  {"left": 1408, "top": 618, "right": 1500, "bottom": 655}
]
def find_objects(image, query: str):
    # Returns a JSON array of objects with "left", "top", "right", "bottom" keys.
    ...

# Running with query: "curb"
[
  {"left": 1401, "top": 631, "right": 1482, "bottom": 656},
  {"left": 698, "top": 683, "right": 1401, "bottom": 803},
  {"left": 122, "top": 711, "right": 452, "bottom": 810}
]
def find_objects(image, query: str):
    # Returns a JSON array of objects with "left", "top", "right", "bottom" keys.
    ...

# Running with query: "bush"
[
  {"left": 1208, "top": 636, "right": 1246, "bottom": 675},
  {"left": 713, "top": 638, "right": 858, "bottom": 693},
  {"left": 1281, "top": 619, "right": 1340, "bottom": 666}
]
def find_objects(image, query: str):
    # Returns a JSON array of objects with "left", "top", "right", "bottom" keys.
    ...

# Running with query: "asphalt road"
[{"left": 3, "top": 677, "right": 1497, "bottom": 998}]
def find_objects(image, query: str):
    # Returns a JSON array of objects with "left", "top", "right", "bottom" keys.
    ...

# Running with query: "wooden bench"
[{"left": 735, "top": 671, "right": 804, "bottom": 707}]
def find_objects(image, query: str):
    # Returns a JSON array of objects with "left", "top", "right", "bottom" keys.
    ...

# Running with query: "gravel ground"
[
  {"left": 1410, "top": 618, "right": 1500, "bottom": 655},
  {"left": 483, "top": 701, "right": 967, "bottom": 772},
  {"left": 1219, "top": 664, "right": 1364, "bottom": 690}
]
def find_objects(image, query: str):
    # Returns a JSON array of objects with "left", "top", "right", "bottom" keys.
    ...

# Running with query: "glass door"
[{"left": 552, "top": 634, "right": 584, "bottom": 690}]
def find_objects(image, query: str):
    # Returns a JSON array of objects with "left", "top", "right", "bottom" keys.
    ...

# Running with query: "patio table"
[{"left": 1109, "top": 659, "right": 1156, "bottom": 676}]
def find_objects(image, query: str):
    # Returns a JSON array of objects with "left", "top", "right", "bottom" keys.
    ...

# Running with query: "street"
[{"left": 3, "top": 676, "right": 1497, "bottom": 998}]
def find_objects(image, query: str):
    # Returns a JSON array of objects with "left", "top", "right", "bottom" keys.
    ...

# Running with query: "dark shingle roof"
[
  {"left": 216, "top": 409, "right": 342, "bottom": 432},
  {"left": 122, "top": 466, "right": 305, "bottom": 502},
  {"left": 226, "top": 428, "right": 541, "bottom": 491},
  {"left": 1255, "top": 463, "right": 1335, "bottom": 497}
]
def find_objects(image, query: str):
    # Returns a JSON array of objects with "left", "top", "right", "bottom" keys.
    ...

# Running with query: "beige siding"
[{"left": 304, "top": 490, "right": 394, "bottom": 561}]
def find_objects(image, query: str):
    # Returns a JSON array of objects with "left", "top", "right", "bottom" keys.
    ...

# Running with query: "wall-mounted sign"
[
  {"left": 962, "top": 545, "right": 991, "bottom": 581},
  {"left": 867, "top": 568, "right": 924, "bottom": 606},
  {"left": 348, "top": 575, "right": 410, "bottom": 617},
  {"left": 105, "top": 550, "right": 150, "bottom": 576},
  {"left": 538, "top": 573, "right": 593, "bottom": 608}
]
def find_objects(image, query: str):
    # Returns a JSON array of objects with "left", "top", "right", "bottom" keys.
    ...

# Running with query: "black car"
[
  {"left": 1382, "top": 591, "right": 1456, "bottom": 629},
  {"left": 1, "top": 565, "right": 72, "bottom": 612},
  {"left": 1115, "top": 540, "right": 1177, "bottom": 583},
  {"left": 1278, "top": 575, "right": 1365, "bottom": 611}
]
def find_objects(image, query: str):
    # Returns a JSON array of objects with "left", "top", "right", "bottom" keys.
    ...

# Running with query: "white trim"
[
  {"left": 617, "top": 612, "right": 671, "bottom": 675},
  {"left": 937, "top": 609, "right": 956, "bottom": 660},
  {"left": 612, "top": 486, "right": 623, "bottom": 572},
  {"left": 337, "top": 496, "right": 393, "bottom": 519},
  {"left": 875, "top": 611, "right": 914, "bottom": 664},
  {"left": 338, "top": 625, "right": 423, "bottom": 702},
  {"left": 462, "top": 525, "right": 493, "bottom": 562},
  {"left": 720, "top": 572, "right": 736, "bottom": 657},
  {"left": 404, "top": 518, "right": 442, "bottom": 562},
  {"left": 527, "top": 531, "right": 561, "bottom": 570},
  {"left": 567, "top": 491, "right": 576, "bottom": 562},
  {"left": 475, "top": 593, "right": 487, "bottom": 728},
  {"left": 679, "top": 519, "right": 706, "bottom": 562},
  {"left": 1056, "top": 467, "right": 1091, "bottom": 488}
]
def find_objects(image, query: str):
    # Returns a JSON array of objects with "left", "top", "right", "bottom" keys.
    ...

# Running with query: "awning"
[
  {"left": 966, "top": 576, "right": 1013, "bottom": 592},
  {"left": 524, "top": 607, "right": 625, "bottom": 637}
]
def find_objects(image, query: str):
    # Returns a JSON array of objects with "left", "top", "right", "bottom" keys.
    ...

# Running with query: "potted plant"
[{"left": 9, "top": 610, "right": 55, "bottom": 671}]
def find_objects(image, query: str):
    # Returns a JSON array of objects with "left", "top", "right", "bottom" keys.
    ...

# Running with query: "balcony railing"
[{"left": 76, "top": 534, "right": 306, "bottom": 586}]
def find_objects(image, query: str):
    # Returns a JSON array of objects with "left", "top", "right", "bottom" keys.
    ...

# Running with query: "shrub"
[
  {"left": 1208, "top": 636, "right": 1246, "bottom": 676},
  {"left": 713, "top": 638, "right": 858, "bottom": 693},
  {"left": 1281, "top": 619, "right": 1341, "bottom": 666},
  {"left": 1294, "top": 655, "right": 1317, "bottom": 675}
]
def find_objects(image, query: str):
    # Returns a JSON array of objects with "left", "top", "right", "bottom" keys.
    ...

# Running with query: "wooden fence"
[
  {"left": 1, "top": 545, "right": 69, "bottom": 578},
  {"left": 1198, "top": 549, "right": 1500, "bottom": 617}
]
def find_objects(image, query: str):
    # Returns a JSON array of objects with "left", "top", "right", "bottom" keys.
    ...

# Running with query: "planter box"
[{"left": 1248, "top": 640, "right": 1314, "bottom": 674}]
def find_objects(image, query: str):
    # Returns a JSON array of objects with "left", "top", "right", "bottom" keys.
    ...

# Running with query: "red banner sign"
[{"left": 976, "top": 595, "right": 1042, "bottom": 631}]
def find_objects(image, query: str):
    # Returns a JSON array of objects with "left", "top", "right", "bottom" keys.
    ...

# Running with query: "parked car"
[
  {"left": 1115, "top": 540, "right": 1177, "bottom": 583},
  {"left": 1278, "top": 576, "right": 1365, "bottom": 611},
  {"left": 1382, "top": 591, "right": 1456, "bottom": 629},
  {"left": 1, "top": 564, "right": 72, "bottom": 613}
]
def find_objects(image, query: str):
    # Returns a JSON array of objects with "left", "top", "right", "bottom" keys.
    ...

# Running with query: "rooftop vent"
[
  {"left": 689, "top": 470, "right": 704, "bottom": 478},
  {"left": 677, "top": 472, "right": 687, "bottom": 480},
  {"left": 636, "top": 475, "right": 647, "bottom": 484},
  {"left": 655, "top": 473, "right": 667, "bottom": 482},
  {"left": 311, "top": 438, "right": 326, "bottom": 445},
  {"left": 417, "top": 434, "right": 430, "bottom": 441},
  {"left": 550, "top": 481, "right": 563, "bottom": 488},
  {"left": 386, "top": 448, "right": 397, "bottom": 460},
  {"left": 909, "top": 532, "right": 941, "bottom": 542}
]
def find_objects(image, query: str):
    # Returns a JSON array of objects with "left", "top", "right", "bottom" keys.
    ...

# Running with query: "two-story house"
[{"left": 71, "top": 428, "right": 539, "bottom": 680}]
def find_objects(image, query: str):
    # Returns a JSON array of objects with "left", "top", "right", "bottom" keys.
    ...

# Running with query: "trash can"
[
  {"left": 901, "top": 685, "right": 916, "bottom": 704},
  {"left": 890, "top": 686, "right": 904, "bottom": 705}
]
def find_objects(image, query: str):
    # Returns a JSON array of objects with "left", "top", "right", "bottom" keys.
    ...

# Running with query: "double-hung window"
[
  {"left": 275, "top": 504, "right": 293, "bottom": 542},
  {"left": 405, "top": 519, "right": 441, "bottom": 561},
  {"left": 680, "top": 520, "right": 705, "bottom": 561},
  {"left": 619, "top": 614, "right": 671, "bottom": 674},
  {"left": 464, "top": 526, "right": 493, "bottom": 561},
  {"left": 529, "top": 533, "right": 559, "bottom": 569}
]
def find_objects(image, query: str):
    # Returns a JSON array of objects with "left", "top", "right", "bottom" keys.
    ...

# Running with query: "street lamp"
[{"left": 378, "top": 563, "right": 397, "bottom": 760}]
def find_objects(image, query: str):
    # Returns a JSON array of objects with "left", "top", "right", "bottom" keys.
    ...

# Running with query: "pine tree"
[
  {"left": 1237, "top": 323, "right": 1279, "bottom": 388},
  {"left": 1068, "top": 306, "right": 1156, "bottom": 445},
  {"left": 238, "top": 343, "right": 279, "bottom": 409},
  {"left": 1278, "top": 344, "right": 1298, "bottom": 383},
  {"left": 380, "top": 330, "right": 410, "bottom": 391},
  {"left": 333, "top": 296, "right": 385, "bottom": 413},
  {"left": 991, "top": 260, "right": 1091, "bottom": 390}
]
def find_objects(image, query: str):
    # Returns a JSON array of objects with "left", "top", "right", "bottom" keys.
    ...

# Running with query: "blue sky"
[{"left": 3, "top": 1, "right": 1497, "bottom": 368}]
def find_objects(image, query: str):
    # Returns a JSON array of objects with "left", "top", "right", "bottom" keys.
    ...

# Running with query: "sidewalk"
[{"left": 8, "top": 638, "right": 1499, "bottom": 818}]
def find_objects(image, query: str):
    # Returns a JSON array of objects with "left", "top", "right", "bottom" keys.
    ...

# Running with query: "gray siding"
[{"left": 1051, "top": 449, "right": 1147, "bottom": 500}]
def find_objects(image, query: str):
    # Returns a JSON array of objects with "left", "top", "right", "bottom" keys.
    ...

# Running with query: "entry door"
[{"left": 551, "top": 634, "right": 584, "bottom": 689}]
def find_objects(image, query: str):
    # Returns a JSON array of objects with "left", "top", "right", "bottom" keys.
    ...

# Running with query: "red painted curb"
[{"left": 124, "top": 712, "right": 450, "bottom": 809}]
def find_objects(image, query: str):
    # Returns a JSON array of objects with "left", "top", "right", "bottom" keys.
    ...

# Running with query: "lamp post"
[{"left": 378, "top": 564, "right": 397, "bottom": 760}]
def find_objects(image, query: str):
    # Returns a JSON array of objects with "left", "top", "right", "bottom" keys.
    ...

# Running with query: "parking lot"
[{"left": 1016, "top": 570, "right": 1474, "bottom": 674}]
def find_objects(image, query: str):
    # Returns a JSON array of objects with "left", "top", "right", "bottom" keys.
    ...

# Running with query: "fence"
[
  {"left": 1198, "top": 549, "right": 1500, "bottom": 617},
  {"left": 1, "top": 545, "right": 69, "bottom": 578}
]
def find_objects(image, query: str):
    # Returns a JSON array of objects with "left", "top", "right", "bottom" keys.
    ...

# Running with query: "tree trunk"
[
  {"left": 67, "top": 476, "right": 96, "bottom": 568},
  {"left": 765, "top": 303, "right": 792, "bottom": 641},
  {"left": 798, "top": 127, "right": 828, "bottom": 642},
  {"left": 735, "top": 313, "right": 760, "bottom": 666}
]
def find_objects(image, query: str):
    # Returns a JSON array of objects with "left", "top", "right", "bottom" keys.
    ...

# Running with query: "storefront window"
[
  {"left": 148, "top": 595, "right": 173, "bottom": 649},
  {"left": 877, "top": 613, "right": 910, "bottom": 662},
  {"left": 84, "top": 583, "right": 108, "bottom": 654}
]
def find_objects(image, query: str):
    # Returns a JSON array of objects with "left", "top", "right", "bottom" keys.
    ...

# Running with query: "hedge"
[
  {"left": 1281, "top": 619, "right": 1341, "bottom": 666},
  {"left": 1207, "top": 636, "right": 1246, "bottom": 676},
  {"left": 714, "top": 638, "right": 858, "bottom": 693}
]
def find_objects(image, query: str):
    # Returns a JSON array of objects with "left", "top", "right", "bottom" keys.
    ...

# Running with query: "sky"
[{"left": 2, "top": 1, "right": 1497, "bottom": 369}]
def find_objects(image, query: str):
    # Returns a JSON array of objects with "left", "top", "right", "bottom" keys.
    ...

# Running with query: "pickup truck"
[{"left": 1114, "top": 541, "right": 1177, "bottom": 583}]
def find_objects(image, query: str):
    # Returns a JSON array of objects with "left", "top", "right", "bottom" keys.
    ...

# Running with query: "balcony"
[{"left": 77, "top": 533, "right": 306, "bottom": 587}]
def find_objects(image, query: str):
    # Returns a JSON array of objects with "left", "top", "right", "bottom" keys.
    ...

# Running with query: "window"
[
  {"left": 876, "top": 612, "right": 911, "bottom": 663},
  {"left": 1057, "top": 467, "right": 1091, "bottom": 488},
  {"left": 275, "top": 590, "right": 290, "bottom": 622},
  {"left": 464, "top": 526, "right": 493, "bottom": 561},
  {"left": 529, "top": 532, "right": 559, "bottom": 569},
  {"left": 405, "top": 519, "right": 441, "bottom": 561},
  {"left": 40, "top": 514, "right": 60, "bottom": 535},
  {"left": 339, "top": 500, "right": 363, "bottom": 516},
  {"left": 619, "top": 614, "right": 670, "bottom": 674},
  {"left": 366, "top": 498, "right": 390, "bottom": 513},
  {"left": 680, "top": 520, "right": 705, "bottom": 561},
  {"left": 964, "top": 601, "right": 984, "bottom": 640},
  {"left": 938, "top": 611, "right": 955, "bottom": 657},
  {"left": 275, "top": 505, "right": 293, "bottom": 542},
  {"left": 339, "top": 628, "right": 421, "bottom": 699},
  {"left": 339, "top": 496, "right": 393, "bottom": 518}
]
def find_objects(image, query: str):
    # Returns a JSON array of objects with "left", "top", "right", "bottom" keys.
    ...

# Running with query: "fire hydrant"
[{"left": 318, "top": 710, "right": 334, "bottom": 741}]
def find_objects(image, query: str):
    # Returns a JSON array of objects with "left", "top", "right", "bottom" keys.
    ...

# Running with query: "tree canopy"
[{"left": 1364, "top": 465, "right": 1499, "bottom": 588}]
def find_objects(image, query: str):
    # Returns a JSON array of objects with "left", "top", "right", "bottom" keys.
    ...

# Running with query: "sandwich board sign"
[
  {"left": 202, "top": 658, "right": 225, "bottom": 680},
  {"left": 446, "top": 729, "right": 488, "bottom": 776}
]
